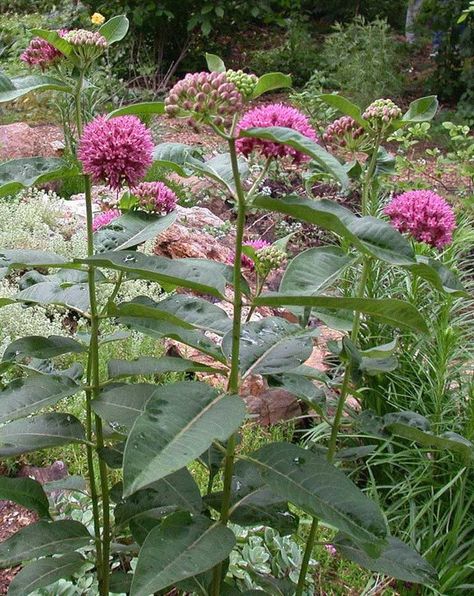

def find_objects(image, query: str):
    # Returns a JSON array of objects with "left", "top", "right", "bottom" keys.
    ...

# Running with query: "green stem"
[
  {"left": 295, "top": 517, "right": 318, "bottom": 596},
  {"left": 210, "top": 136, "right": 247, "bottom": 596},
  {"left": 361, "top": 132, "right": 381, "bottom": 216}
]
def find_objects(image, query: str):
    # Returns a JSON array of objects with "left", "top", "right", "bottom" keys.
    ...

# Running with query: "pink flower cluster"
[
  {"left": 20, "top": 32, "right": 66, "bottom": 70},
  {"left": 236, "top": 103, "right": 318, "bottom": 163},
  {"left": 323, "top": 116, "right": 364, "bottom": 147},
  {"left": 363, "top": 98, "right": 402, "bottom": 124},
  {"left": 78, "top": 115, "right": 154, "bottom": 190},
  {"left": 64, "top": 29, "right": 108, "bottom": 48},
  {"left": 241, "top": 239, "right": 270, "bottom": 269},
  {"left": 385, "top": 190, "right": 456, "bottom": 249},
  {"left": 133, "top": 181, "right": 177, "bottom": 214},
  {"left": 92, "top": 209, "right": 120, "bottom": 231}
]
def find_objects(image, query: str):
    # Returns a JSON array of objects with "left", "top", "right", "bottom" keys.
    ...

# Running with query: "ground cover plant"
[{"left": 0, "top": 9, "right": 472, "bottom": 596}]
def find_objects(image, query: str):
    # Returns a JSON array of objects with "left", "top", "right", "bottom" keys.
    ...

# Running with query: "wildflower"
[
  {"left": 325, "top": 544, "right": 337, "bottom": 557},
  {"left": 240, "top": 239, "right": 270, "bottom": 269},
  {"left": 236, "top": 103, "right": 318, "bottom": 163},
  {"left": 91, "top": 12, "right": 106, "bottom": 25},
  {"left": 92, "top": 209, "right": 120, "bottom": 231},
  {"left": 256, "top": 245, "right": 287, "bottom": 273},
  {"left": 164, "top": 71, "right": 243, "bottom": 127},
  {"left": 363, "top": 98, "right": 402, "bottom": 126},
  {"left": 226, "top": 69, "right": 258, "bottom": 98},
  {"left": 64, "top": 29, "right": 108, "bottom": 48},
  {"left": 384, "top": 189, "right": 456, "bottom": 249},
  {"left": 323, "top": 116, "right": 365, "bottom": 149},
  {"left": 20, "top": 33, "right": 65, "bottom": 71},
  {"left": 78, "top": 115, "right": 154, "bottom": 190},
  {"left": 132, "top": 181, "right": 178, "bottom": 214}
]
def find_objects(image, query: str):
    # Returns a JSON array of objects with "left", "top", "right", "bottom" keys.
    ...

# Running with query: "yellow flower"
[{"left": 91, "top": 12, "right": 105, "bottom": 25}]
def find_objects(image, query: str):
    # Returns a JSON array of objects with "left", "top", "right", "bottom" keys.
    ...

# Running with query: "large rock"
[{"left": 0, "top": 123, "right": 63, "bottom": 160}]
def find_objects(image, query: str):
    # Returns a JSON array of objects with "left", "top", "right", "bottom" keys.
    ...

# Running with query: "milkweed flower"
[
  {"left": 132, "top": 181, "right": 177, "bottom": 214},
  {"left": 323, "top": 116, "right": 365, "bottom": 149},
  {"left": 165, "top": 71, "right": 243, "bottom": 127},
  {"left": 226, "top": 69, "right": 258, "bottom": 98},
  {"left": 20, "top": 33, "right": 66, "bottom": 70},
  {"left": 63, "top": 29, "right": 108, "bottom": 48},
  {"left": 78, "top": 115, "right": 154, "bottom": 190},
  {"left": 91, "top": 12, "right": 105, "bottom": 25},
  {"left": 363, "top": 98, "right": 402, "bottom": 125},
  {"left": 92, "top": 209, "right": 120, "bottom": 231},
  {"left": 236, "top": 103, "right": 318, "bottom": 163},
  {"left": 385, "top": 190, "right": 456, "bottom": 249}
]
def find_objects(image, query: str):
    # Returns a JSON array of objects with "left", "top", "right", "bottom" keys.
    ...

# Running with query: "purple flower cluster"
[
  {"left": 92, "top": 209, "right": 120, "bottom": 231},
  {"left": 323, "top": 116, "right": 364, "bottom": 147},
  {"left": 132, "top": 181, "right": 177, "bottom": 214},
  {"left": 78, "top": 115, "right": 154, "bottom": 190},
  {"left": 165, "top": 72, "right": 243, "bottom": 127},
  {"left": 64, "top": 29, "right": 108, "bottom": 48},
  {"left": 20, "top": 32, "right": 66, "bottom": 70},
  {"left": 236, "top": 103, "right": 318, "bottom": 163},
  {"left": 385, "top": 189, "right": 456, "bottom": 249}
]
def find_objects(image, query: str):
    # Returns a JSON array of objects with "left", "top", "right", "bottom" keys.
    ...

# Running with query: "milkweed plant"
[{"left": 0, "top": 14, "right": 469, "bottom": 596}]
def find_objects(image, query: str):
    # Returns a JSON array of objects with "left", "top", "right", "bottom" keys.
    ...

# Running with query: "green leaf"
[
  {"left": 0, "top": 520, "right": 90, "bottom": 566},
  {"left": 107, "top": 101, "right": 165, "bottom": 119},
  {"left": 15, "top": 280, "right": 90, "bottom": 314},
  {"left": 241, "top": 127, "right": 349, "bottom": 188},
  {"left": 152, "top": 142, "right": 202, "bottom": 176},
  {"left": 108, "top": 355, "right": 223, "bottom": 379},
  {"left": 186, "top": 153, "right": 249, "bottom": 195},
  {"left": 123, "top": 381, "right": 246, "bottom": 496},
  {"left": 99, "top": 15, "right": 130, "bottom": 44},
  {"left": 0, "top": 413, "right": 85, "bottom": 457},
  {"left": 401, "top": 96, "right": 438, "bottom": 123},
  {"left": 254, "top": 295, "right": 428, "bottom": 333},
  {"left": 254, "top": 196, "right": 415, "bottom": 265},
  {"left": 79, "top": 251, "right": 230, "bottom": 299},
  {"left": 0, "top": 249, "right": 70, "bottom": 272},
  {"left": 317, "top": 94, "right": 365, "bottom": 126},
  {"left": 0, "top": 476, "right": 50, "bottom": 518},
  {"left": 30, "top": 29, "right": 73, "bottom": 56},
  {"left": 406, "top": 256, "right": 468, "bottom": 296},
  {"left": 374, "top": 147, "right": 396, "bottom": 177},
  {"left": 130, "top": 512, "right": 235, "bottom": 596},
  {"left": 0, "top": 75, "right": 70, "bottom": 104},
  {"left": 222, "top": 317, "right": 315, "bottom": 378},
  {"left": 7, "top": 552, "right": 87, "bottom": 596},
  {"left": 115, "top": 468, "right": 202, "bottom": 526},
  {"left": 93, "top": 211, "right": 177, "bottom": 253},
  {"left": 205, "top": 52, "right": 226, "bottom": 72},
  {"left": 0, "top": 375, "right": 79, "bottom": 423},
  {"left": 0, "top": 157, "right": 79, "bottom": 197},
  {"left": 3, "top": 335, "right": 85, "bottom": 361},
  {"left": 334, "top": 534, "right": 437, "bottom": 584},
  {"left": 268, "top": 373, "right": 326, "bottom": 411},
  {"left": 251, "top": 72, "right": 292, "bottom": 98},
  {"left": 249, "top": 442, "right": 388, "bottom": 556}
]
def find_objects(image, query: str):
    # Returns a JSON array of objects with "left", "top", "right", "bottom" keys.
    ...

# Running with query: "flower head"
[
  {"left": 165, "top": 71, "right": 243, "bottom": 127},
  {"left": 363, "top": 98, "right": 402, "bottom": 125},
  {"left": 323, "top": 116, "right": 365, "bottom": 150},
  {"left": 91, "top": 12, "right": 106, "bottom": 25},
  {"left": 132, "top": 181, "right": 178, "bottom": 214},
  {"left": 78, "top": 115, "right": 154, "bottom": 190},
  {"left": 385, "top": 190, "right": 456, "bottom": 249},
  {"left": 20, "top": 33, "right": 65, "bottom": 70},
  {"left": 64, "top": 29, "right": 108, "bottom": 48},
  {"left": 236, "top": 103, "right": 318, "bottom": 163},
  {"left": 226, "top": 69, "right": 258, "bottom": 98},
  {"left": 93, "top": 209, "right": 120, "bottom": 231}
]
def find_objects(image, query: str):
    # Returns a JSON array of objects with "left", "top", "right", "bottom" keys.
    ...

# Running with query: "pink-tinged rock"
[{"left": 0, "top": 123, "right": 63, "bottom": 159}]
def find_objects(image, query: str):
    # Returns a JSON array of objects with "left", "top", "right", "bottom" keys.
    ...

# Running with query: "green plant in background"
[{"left": 0, "top": 18, "right": 467, "bottom": 596}]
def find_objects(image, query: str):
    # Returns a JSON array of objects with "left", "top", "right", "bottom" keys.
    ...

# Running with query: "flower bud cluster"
[
  {"left": 255, "top": 245, "right": 287, "bottom": 273},
  {"left": 225, "top": 69, "right": 258, "bottom": 98},
  {"left": 132, "top": 181, "right": 177, "bottom": 215},
  {"left": 362, "top": 99, "right": 402, "bottom": 125},
  {"left": 20, "top": 35, "right": 65, "bottom": 71},
  {"left": 64, "top": 29, "right": 108, "bottom": 48},
  {"left": 165, "top": 71, "right": 243, "bottom": 127},
  {"left": 323, "top": 116, "right": 364, "bottom": 148}
]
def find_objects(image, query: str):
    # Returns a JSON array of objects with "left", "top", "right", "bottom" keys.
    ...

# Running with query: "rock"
[
  {"left": 17, "top": 460, "right": 68, "bottom": 485},
  {"left": 0, "top": 123, "right": 63, "bottom": 160},
  {"left": 242, "top": 385, "right": 302, "bottom": 426}
]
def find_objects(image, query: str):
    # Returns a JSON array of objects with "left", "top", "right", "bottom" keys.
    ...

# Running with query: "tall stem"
[
  {"left": 210, "top": 136, "right": 246, "bottom": 596},
  {"left": 361, "top": 132, "right": 381, "bottom": 216}
]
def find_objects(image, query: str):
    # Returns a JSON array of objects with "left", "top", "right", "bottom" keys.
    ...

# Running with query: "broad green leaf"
[
  {"left": 205, "top": 52, "right": 226, "bottom": 72},
  {"left": 152, "top": 142, "right": 202, "bottom": 176},
  {"left": 7, "top": 553, "right": 87, "bottom": 596},
  {"left": 15, "top": 280, "right": 90, "bottom": 314},
  {"left": 79, "top": 251, "right": 230, "bottom": 298},
  {"left": 0, "top": 375, "right": 79, "bottom": 423},
  {"left": 401, "top": 96, "right": 438, "bottom": 123},
  {"left": 98, "top": 442, "right": 125, "bottom": 469},
  {"left": 241, "top": 127, "right": 349, "bottom": 188},
  {"left": 130, "top": 512, "right": 235, "bottom": 596},
  {"left": 107, "top": 101, "right": 165, "bottom": 119},
  {"left": 108, "top": 355, "right": 224, "bottom": 379},
  {"left": 318, "top": 94, "right": 365, "bottom": 126},
  {"left": 249, "top": 442, "right": 388, "bottom": 556},
  {"left": 254, "top": 295, "right": 428, "bottom": 333},
  {"left": 0, "top": 75, "right": 70, "bottom": 104},
  {"left": 0, "top": 249, "right": 69, "bottom": 271},
  {"left": 109, "top": 571, "right": 133, "bottom": 594},
  {"left": 115, "top": 468, "right": 202, "bottom": 526},
  {"left": 93, "top": 211, "right": 176, "bottom": 253},
  {"left": 406, "top": 256, "right": 468, "bottom": 296},
  {"left": 268, "top": 373, "right": 326, "bottom": 411},
  {"left": 222, "top": 317, "right": 315, "bottom": 378},
  {"left": 0, "top": 520, "right": 90, "bottom": 566},
  {"left": 116, "top": 294, "right": 231, "bottom": 335},
  {"left": 30, "top": 29, "right": 72, "bottom": 56},
  {"left": 206, "top": 460, "right": 299, "bottom": 535},
  {"left": 3, "top": 335, "right": 85, "bottom": 361},
  {"left": 0, "top": 157, "right": 79, "bottom": 197},
  {"left": 334, "top": 534, "right": 437, "bottom": 584},
  {"left": 0, "top": 413, "right": 85, "bottom": 457},
  {"left": 43, "top": 475, "right": 87, "bottom": 494},
  {"left": 0, "top": 476, "right": 50, "bottom": 518},
  {"left": 374, "top": 147, "right": 396, "bottom": 177},
  {"left": 123, "top": 381, "right": 246, "bottom": 496},
  {"left": 361, "top": 339, "right": 398, "bottom": 358},
  {"left": 254, "top": 195, "right": 415, "bottom": 265},
  {"left": 251, "top": 72, "right": 292, "bottom": 99},
  {"left": 99, "top": 15, "right": 129, "bottom": 44},
  {"left": 186, "top": 153, "right": 249, "bottom": 195}
]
